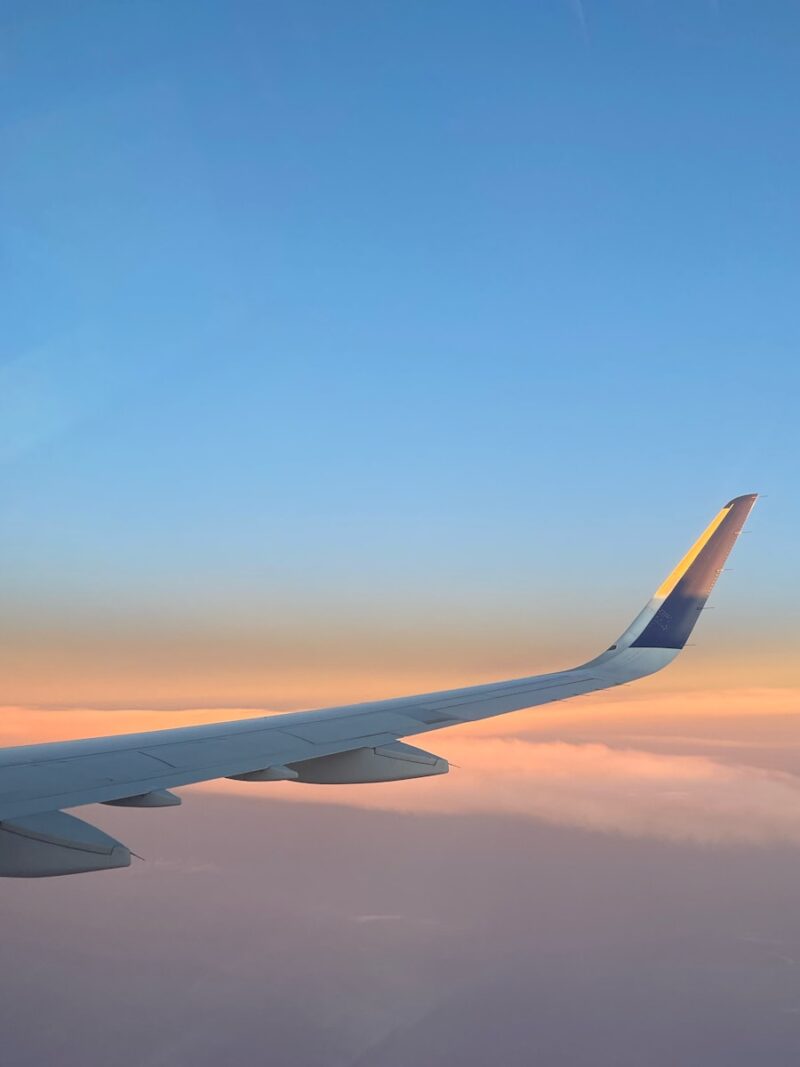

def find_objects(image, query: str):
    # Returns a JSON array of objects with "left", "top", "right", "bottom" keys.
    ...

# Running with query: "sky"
[{"left": 1, "top": 1, "right": 800, "bottom": 1064}]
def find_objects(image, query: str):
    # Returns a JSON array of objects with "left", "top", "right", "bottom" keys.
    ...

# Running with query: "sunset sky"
[{"left": 2, "top": 2, "right": 800, "bottom": 1064}]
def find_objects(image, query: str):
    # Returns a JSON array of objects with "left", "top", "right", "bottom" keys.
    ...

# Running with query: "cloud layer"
[{"left": 205, "top": 734, "right": 800, "bottom": 846}]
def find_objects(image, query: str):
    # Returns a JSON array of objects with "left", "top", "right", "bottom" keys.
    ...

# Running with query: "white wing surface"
[{"left": 0, "top": 495, "right": 757, "bottom": 876}]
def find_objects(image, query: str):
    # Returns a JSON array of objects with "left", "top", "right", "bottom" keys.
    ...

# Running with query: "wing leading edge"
[{"left": 0, "top": 495, "right": 757, "bottom": 875}]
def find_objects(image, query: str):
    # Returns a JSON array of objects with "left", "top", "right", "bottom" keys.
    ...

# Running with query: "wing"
[{"left": 0, "top": 494, "right": 757, "bottom": 877}]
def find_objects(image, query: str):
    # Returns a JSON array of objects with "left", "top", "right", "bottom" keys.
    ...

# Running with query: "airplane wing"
[{"left": 0, "top": 494, "right": 758, "bottom": 877}]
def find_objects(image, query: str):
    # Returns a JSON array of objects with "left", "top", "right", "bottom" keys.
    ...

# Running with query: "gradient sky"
[
  {"left": 2, "top": 0, "right": 799, "bottom": 708},
  {"left": 2, "top": 2, "right": 800, "bottom": 1064}
]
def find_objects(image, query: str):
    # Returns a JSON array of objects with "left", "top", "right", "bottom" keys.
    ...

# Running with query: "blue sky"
[{"left": 1, "top": 1, "right": 798, "bottom": 686}]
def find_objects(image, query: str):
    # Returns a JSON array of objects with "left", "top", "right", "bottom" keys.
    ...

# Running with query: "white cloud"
[{"left": 204, "top": 736, "right": 800, "bottom": 847}]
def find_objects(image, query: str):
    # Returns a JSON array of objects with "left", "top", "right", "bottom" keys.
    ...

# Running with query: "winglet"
[{"left": 614, "top": 494, "right": 758, "bottom": 653}]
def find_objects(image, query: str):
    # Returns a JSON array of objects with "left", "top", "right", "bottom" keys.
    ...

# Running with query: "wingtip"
[
  {"left": 724, "top": 493, "right": 759, "bottom": 509},
  {"left": 628, "top": 492, "right": 759, "bottom": 651}
]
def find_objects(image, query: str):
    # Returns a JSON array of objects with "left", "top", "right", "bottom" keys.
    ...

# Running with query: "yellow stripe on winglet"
[{"left": 653, "top": 505, "right": 731, "bottom": 600}]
